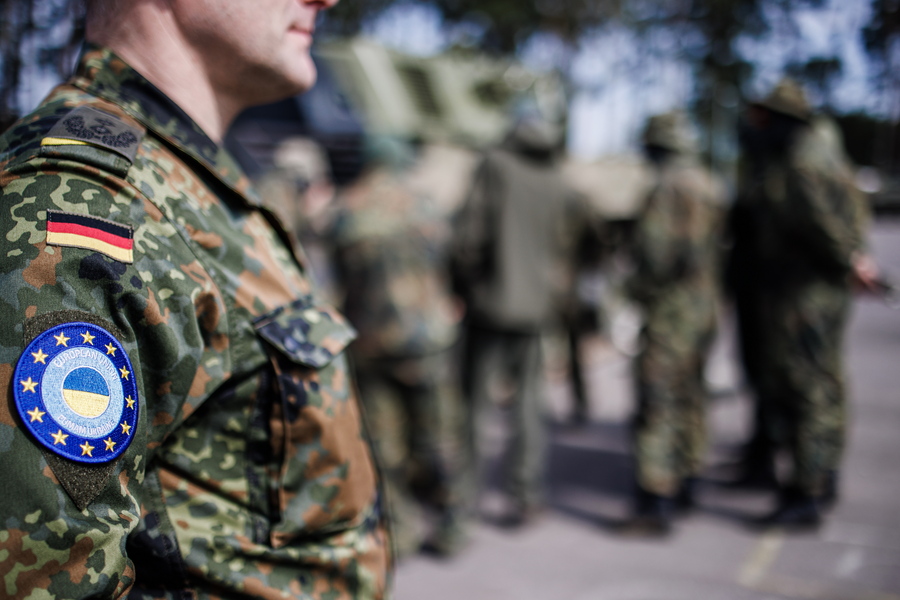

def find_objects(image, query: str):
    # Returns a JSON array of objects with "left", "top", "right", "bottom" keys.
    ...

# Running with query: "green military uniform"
[
  {"left": 629, "top": 112, "right": 726, "bottom": 504},
  {"left": 329, "top": 161, "right": 462, "bottom": 557},
  {"left": 450, "top": 117, "right": 582, "bottom": 521},
  {"left": 0, "top": 47, "right": 390, "bottom": 598},
  {"left": 738, "top": 84, "right": 868, "bottom": 505}
]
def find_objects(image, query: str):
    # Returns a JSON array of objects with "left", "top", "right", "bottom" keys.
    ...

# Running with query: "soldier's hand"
[{"left": 851, "top": 252, "right": 881, "bottom": 294}]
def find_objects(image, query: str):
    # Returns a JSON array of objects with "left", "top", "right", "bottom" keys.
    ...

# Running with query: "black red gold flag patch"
[{"left": 45, "top": 210, "right": 134, "bottom": 263}]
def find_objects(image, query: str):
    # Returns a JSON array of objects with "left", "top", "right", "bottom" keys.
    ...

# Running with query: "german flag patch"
[{"left": 46, "top": 210, "right": 134, "bottom": 264}]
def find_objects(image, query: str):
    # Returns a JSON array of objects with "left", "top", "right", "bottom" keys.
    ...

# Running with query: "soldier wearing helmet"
[{"left": 619, "top": 110, "right": 727, "bottom": 536}]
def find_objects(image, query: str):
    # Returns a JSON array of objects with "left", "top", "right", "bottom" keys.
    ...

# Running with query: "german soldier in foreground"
[{"left": 0, "top": 0, "right": 391, "bottom": 597}]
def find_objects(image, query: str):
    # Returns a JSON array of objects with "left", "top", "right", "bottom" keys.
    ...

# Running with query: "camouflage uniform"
[
  {"left": 630, "top": 113, "right": 726, "bottom": 500},
  {"left": 329, "top": 163, "right": 462, "bottom": 556},
  {"left": 738, "top": 100, "right": 868, "bottom": 499},
  {"left": 0, "top": 47, "right": 390, "bottom": 599}
]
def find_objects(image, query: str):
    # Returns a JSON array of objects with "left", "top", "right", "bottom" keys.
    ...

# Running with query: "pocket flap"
[{"left": 254, "top": 298, "right": 357, "bottom": 368}]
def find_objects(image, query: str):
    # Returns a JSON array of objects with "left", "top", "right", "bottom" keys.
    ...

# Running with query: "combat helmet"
[
  {"left": 753, "top": 78, "right": 811, "bottom": 122},
  {"left": 641, "top": 110, "right": 696, "bottom": 154}
]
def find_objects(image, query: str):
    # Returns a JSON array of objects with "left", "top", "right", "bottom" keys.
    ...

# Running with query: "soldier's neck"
[{"left": 86, "top": 10, "right": 241, "bottom": 144}]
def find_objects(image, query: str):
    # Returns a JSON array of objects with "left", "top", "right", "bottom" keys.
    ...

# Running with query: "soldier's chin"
[
  {"left": 277, "top": 53, "right": 319, "bottom": 96},
  {"left": 291, "top": 60, "right": 318, "bottom": 94},
  {"left": 248, "top": 69, "right": 317, "bottom": 107}
]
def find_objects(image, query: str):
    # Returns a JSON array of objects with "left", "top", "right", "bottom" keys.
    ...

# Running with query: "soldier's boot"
[
  {"left": 569, "top": 404, "right": 589, "bottom": 428},
  {"left": 727, "top": 442, "right": 778, "bottom": 490},
  {"left": 674, "top": 477, "right": 698, "bottom": 516},
  {"left": 496, "top": 499, "right": 544, "bottom": 530},
  {"left": 756, "top": 486, "right": 821, "bottom": 530},
  {"left": 617, "top": 487, "right": 674, "bottom": 537},
  {"left": 819, "top": 470, "right": 839, "bottom": 511},
  {"left": 420, "top": 509, "right": 469, "bottom": 559}
]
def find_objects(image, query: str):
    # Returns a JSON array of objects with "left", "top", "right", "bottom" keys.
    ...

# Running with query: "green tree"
[
  {"left": 0, "top": 0, "right": 84, "bottom": 129},
  {"left": 863, "top": 0, "right": 899, "bottom": 170}
]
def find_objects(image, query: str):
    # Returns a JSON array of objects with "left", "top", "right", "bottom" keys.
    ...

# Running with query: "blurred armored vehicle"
[
  {"left": 226, "top": 37, "right": 649, "bottom": 222},
  {"left": 314, "top": 37, "right": 567, "bottom": 148},
  {"left": 224, "top": 37, "right": 653, "bottom": 360}
]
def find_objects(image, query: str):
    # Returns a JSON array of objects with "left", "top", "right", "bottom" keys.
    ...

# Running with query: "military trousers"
[
  {"left": 633, "top": 299, "right": 717, "bottom": 497},
  {"left": 353, "top": 352, "right": 458, "bottom": 557},
  {"left": 757, "top": 277, "right": 851, "bottom": 495},
  {"left": 460, "top": 323, "right": 546, "bottom": 513}
]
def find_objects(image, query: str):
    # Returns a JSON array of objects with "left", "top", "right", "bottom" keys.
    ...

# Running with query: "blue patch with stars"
[{"left": 13, "top": 322, "right": 138, "bottom": 464}]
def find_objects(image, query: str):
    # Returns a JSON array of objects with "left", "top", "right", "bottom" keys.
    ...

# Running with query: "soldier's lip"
[{"left": 289, "top": 25, "right": 315, "bottom": 40}]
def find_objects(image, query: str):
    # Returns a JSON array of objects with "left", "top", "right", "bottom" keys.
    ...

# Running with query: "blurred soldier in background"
[
  {"left": 725, "top": 112, "right": 776, "bottom": 490},
  {"left": 450, "top": 116, "right": 586, "bottom": 527},
  {"left": 256, "top": 137, "right": 339, "bottom": 300},
  {"left": 621, "top": 111, "right": 727, "bottom": 536},
  {"left": 562, "top": 223, "right": 609, "bottom": 427},
  {"left": 329, "top": 136, "right": 465, "bottom": 557},
  {"left": 734, "top": 79, "right": 876, "bottom": 528}
]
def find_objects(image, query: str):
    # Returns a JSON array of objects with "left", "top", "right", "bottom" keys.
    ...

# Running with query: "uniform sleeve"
[
  {"left": 1, "top": 165, "right": 154, "bottom": 598},
  {"left": 786, "top": 143, "right": 865, "bottom": 274},
  {"left": 448, "top": 155, "right": 501, "bottom": 299}
]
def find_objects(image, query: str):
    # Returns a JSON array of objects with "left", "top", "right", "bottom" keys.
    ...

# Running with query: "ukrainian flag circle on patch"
[{"left": 13, "top": 322, "right": 138, "bottom": 464}]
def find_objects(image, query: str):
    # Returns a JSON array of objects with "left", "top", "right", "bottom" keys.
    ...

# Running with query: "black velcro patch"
[{"left": 44, "top": 106, "right": 143, "bottom": 163}]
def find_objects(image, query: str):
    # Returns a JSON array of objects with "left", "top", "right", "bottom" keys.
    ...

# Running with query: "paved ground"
[{"left": 392, "top": 219, "right": 900, "bottom": 600}]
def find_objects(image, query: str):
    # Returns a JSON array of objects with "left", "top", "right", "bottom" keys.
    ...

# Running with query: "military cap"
[
  {"left": 272, "top": 136, "right": 331, "bottom": 183},
  {"left": 509, "top": 115, "right": 563, "bottom": 150},
  {"left": 362, "top": 134, "right": 417, "bottom": 172},
  {"left": 641, "top": 110, "right": 696, "bottom": 154},
  {"left": 753, "top": 77, "right": 811, "bottom": 122}
]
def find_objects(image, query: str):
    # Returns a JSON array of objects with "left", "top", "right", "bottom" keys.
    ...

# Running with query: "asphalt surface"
[{"left": 392, "top": 219, "right": 900, "bottom": 600}]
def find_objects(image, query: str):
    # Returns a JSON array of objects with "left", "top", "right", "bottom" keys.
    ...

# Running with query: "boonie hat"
[
  {"left": 641, "top": 110, "right": 696, "bottom": 154},
  {"left": 753, "top": 78, "right": 811, "bottom": 122}
]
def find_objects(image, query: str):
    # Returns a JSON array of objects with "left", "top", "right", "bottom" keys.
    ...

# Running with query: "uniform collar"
[{"left": 71, "top": 45, "right": 262, "bottom": 205}]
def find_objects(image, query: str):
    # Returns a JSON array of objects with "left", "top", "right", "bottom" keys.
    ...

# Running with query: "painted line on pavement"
[{"left": 738, "top": 529, "right": 784, "bottom": 587}]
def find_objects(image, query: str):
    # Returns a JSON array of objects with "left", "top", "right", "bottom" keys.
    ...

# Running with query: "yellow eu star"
[
  {"left": 105, "top": 343, "right": 117, "bottom": 356},
  {"left": 125, "top": 395, "right": 135, "bottom": 409},
  {"left": 120, "top": 421, "right": 132, "bottom": 435},
  {"left": 80, "top": 441, "right": 95, "bottom": 457},
  {"left": 104, "top": 437, "right": 116, "bottom": 451},
  {"left": 26, "top": 407, "right": 45, "bottom": 423},
  {"left": 20, "top": 377, "right": 38, "bottom": 393},
  {"left": 119, "top": 366, "right": 130, "bottom": 380},
  {"left": 51, "top": 429, "right": 68, "bottom": 445},
  {"left": 54, "top": 332, "right": 70, "bottom": 347},
  {"left": 81, "top": 331, "right": 95, "bottom": 345},
  {"left": 31, "top": 349, "right": 48, "bottom": 364}
]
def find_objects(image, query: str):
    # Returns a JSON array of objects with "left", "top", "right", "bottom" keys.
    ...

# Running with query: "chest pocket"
[
  {"left": 253, "top": 298, "right": 379, "bottom": 547},
  {"left": 255, "top": 298, "right": 357, "bottom": 370}
]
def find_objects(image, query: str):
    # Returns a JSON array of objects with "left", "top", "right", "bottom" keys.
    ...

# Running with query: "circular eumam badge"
[{"left": 13, "top": 321, "right": 139, "bottom": 464}]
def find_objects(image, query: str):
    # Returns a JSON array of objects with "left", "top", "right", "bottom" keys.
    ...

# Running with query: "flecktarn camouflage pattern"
[
  {"left": 328, "top": 166, "right": 464, "bottom": 557},
  {"left": 737, "top": 117, "right": 867, "bottom": 496},
  {"left": 630, "top": 148, "right": 726, "bottom": 498},
  {"left": 0, "top": 46, "right": 390, "bottom": 599}
]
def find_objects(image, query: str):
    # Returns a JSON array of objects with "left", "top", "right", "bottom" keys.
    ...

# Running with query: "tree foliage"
[
  {"left": 1, "top": 0, "right": 896, "bottom": 139},
  {"left": 326, "top": 1, "right": 824, "bottom": 93},
  {"left": 0, "top": 0, "right": 84, "bottom": 129}
]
